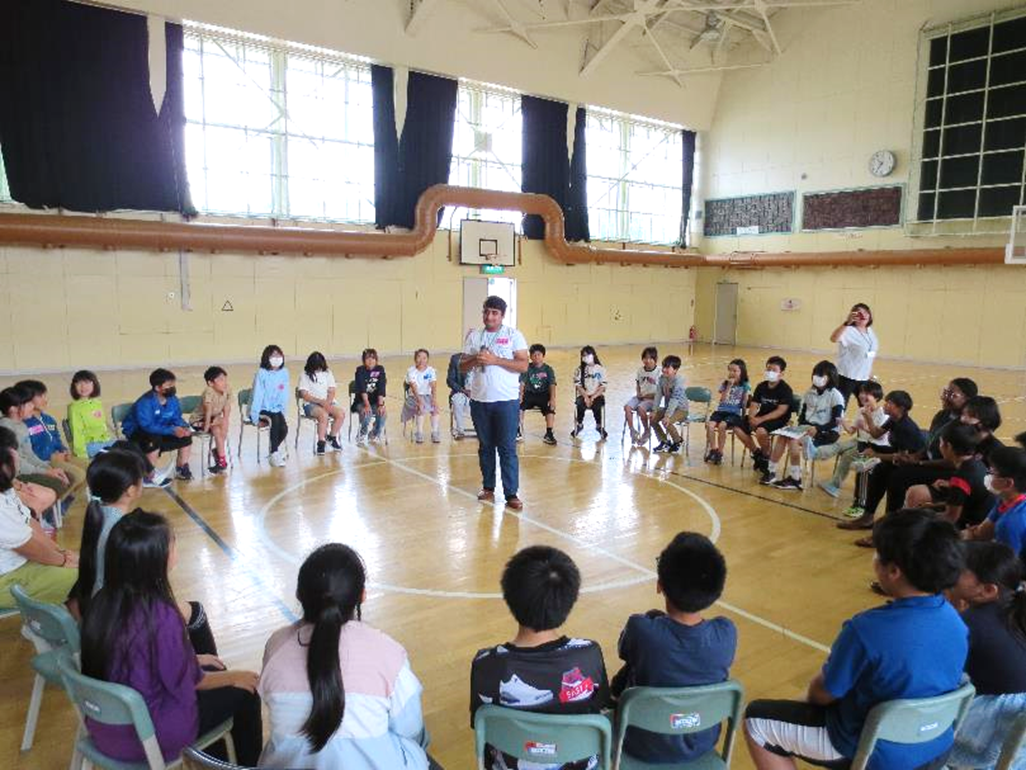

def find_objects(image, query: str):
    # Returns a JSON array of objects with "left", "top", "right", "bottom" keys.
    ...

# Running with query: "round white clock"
[{"left": 869, "top": 150, "right": 896, "bottom": 177}]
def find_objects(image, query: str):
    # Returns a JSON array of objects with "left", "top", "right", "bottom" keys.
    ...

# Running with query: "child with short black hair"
[
  {"left": 17, "top": 379, "right": 86, "bottom": 494},
  {"left": 189, "top": 366, "right": 232, "bottom": 473},
  {"left": 904, "top": 421, "right": 993, "bottom": 528},
  {"left": 745, "top": 509, "right": 967, "bottom": 770},
  {"left": 519, "top": 343, "right": 557, "bottom": 445},
  {"left": 470, "top": 545, "right": 609, "bottom": 770},
  {"left": 736, "top": 356, "right": 792, "bottom": 474},
  {"left": 613, "top": 533, "right": 736, "bottom": 764},
  {"left": 67, "top": 370, "right": 116, "bottom": 459},
  {"left": 624, "top": 346, "right": 660, "bottom": 447},
  {"left": 766, "top": 360, "right": 843, "bottom": 491},
  {"left": 964, "top": 446, "right": 1026, "bottom": 557},
  {"left": 961, "top": 395, "right": 1004, "bottom": 465},
  {"left": 0, "top": 385, "right": 71, "bottom": 499},
  {"left": 122, "top": 369, "right": 194, "bottom": 481},
  {"left": 653, "top": 356, "right": 688, "bottom": 454},
  {"left": 353, "top": 348, "right": 387, "bottom": 445},
  {"left": 706, "top": 359, "right": 749, "bottom": 465},
  {"left": 819, "top": 380, "right": 890, "bottom": 501}
]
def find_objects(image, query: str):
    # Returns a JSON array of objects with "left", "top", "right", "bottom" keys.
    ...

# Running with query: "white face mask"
[
  {"left": 764, "top": 370, "right": 780, "bottom": 383},
  {"left": 582, "top": 354, "right": 594, "bottom": 365},
  {"left": 269, "top": 356, "right": 284, "bottom": 368},
  {"left": 812, "top": 375, "right": 828, "bottom": 388},
  {"left": 984, "top": 474, "right": 995, "bottom": 493}
]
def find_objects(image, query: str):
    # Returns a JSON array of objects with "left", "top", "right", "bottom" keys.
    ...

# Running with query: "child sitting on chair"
[
  {"left": 572, "top": 345, "right": 607, "bottom": 440},
  {"left": 354, "top": 348, "right": 387, "bottom": 445},
  {"left": 624, "top": 346, "right": 660, "bottom": 447},
  {"left": 18, "top": 379, "right": 86, "bottom": 495},
  {"left": 470, "top": 545, "right": 610, "bottom": 770},
  {"left": 519, "top": 343, "right": 557, "bottom": 446},
  {"left": 705, "top": 359, "right": 749, "bottom": 465},
  {"left": 818, "top": 380, "right": 890, "bottom": 501},
  {"left": 653, "top": 356, "right": 688, "bottom": 454},
  {"left": 298, "top": 352, "right": 345, "bottom": 455},
  {"left": 735, "top": 356, "right": 793, "bottom": 475},
  {"left": 189, "top": 367, "right": 233, "bottom": 473},
  {"left": 402, "top": 349, "right": 440, "bottom": 444},
  {"left": 612, "top": 532, "right": 736, "bottom": 765},
  {"left": 67, "top": 370, "right": 116, "bottom": 459}
]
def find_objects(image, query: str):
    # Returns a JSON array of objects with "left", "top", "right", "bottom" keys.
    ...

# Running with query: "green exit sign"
[{"left": 480, "top": 264, "right": 505, "bottom": 275}]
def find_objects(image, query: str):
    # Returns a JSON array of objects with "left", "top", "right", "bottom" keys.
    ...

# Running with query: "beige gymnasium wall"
[
  {"left": 0, "top": 237, "right": 696, "bottom": 374},
  {"left": 694, "top": 0, "right": 1025, "bottom": 368}
]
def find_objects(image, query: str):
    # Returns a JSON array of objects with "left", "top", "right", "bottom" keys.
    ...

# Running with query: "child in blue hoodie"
[
  {"left": 17, "top": 379, "right": 86, "bottom": 495},
  {"left": 122, "top": 369, "right": 194, "bottom": 481},
  {"left": 252, "top": 344, "right": 290, "bottom": 467}
]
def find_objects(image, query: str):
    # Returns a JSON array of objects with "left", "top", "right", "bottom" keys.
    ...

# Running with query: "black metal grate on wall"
[{"left": 704, "top": 192, "right": 794, "bottom": 236}]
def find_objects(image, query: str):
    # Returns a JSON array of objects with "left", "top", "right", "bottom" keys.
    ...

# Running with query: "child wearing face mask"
[
  {"left": 122, "top": 369, "right": 194, "bottom": 481},
  {"left": 572, "top": 346, "right": 608, "bottom": 440},
  {"left": 705, "top": 359, "right": 749, "bottom": 465},
  {"left": 736, "top": 356, "right": 793, "bottom": 475},
  {"left": 251, "top": 345, "right": 290, "bottom": 467},
  {"left": 765, "top": 360, "right": 843, "bottom": 491},
  {"left": 964, "top": 446, "right": 1026, "bottom": 558}
]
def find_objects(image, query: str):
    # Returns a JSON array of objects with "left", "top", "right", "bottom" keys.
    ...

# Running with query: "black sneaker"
[
  {"left": 711, "top": 450, "right": 723, "bottom": 465},
  {"left": 669, "top": 442, "right": 682, "bottom": 453},
  {"left": 315, "top": 441, "right": 326, "bottom": 456},
  {"left": 654, "top": 441, "right": 671, "bottom": 453},
  {"left": 175, "top": 465, "right": 193, "bottom": 481},
  {"left": 328, "top": 436, "right": 343, "bottom": 452},
  {"left": 759, "top": 470, "right": 776, "bottom": 485},
  {"left": 570, "top": 424, "right": 583, "bottom": 438},
  {"left": 771, "top": 477, "right": 803, "bottom": 491},
  {"left": 208, "top": 463, "right": 224, "bottom": 475},
  {"left": 543, "top": 431, "right": 557, "bottom": 446},
  {"left": 599, "top": 428, "right": 608, "bottom": 441}
]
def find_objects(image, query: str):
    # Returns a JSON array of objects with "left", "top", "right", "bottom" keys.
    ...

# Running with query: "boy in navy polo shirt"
[
  {"left": 612, "top": 532, "right": 737, "bottom": 764},
  {"left": 745, "top": 509, "right": 967, "bottom": 770},
  {"left": 965, "top": 445, "right": 1026, "bottom": 557}
]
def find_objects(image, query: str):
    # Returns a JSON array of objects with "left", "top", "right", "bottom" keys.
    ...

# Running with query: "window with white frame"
[
  {"left": 914, "top": 10, "right": 1026, "bottom": 226},
  {"left": 448, "top": 80, "right": 523, "bottom": 228},
  {"left": 183, "top": 26, "right": 375, "bottom": 223},
  {"left": 586, "top": 108, "right": 684, "bottom": 245}
]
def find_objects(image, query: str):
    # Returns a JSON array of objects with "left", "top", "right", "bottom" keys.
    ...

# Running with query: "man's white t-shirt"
[
  {"left": 0, "top": 489, "right": 33, "bottom": 576},
  {"left": 836, "top": 325, "right": 878, "bottom": 381},
  {"left": 406, "top": 365, "right": 437, "bottom": 397},
  {"left": 298, "top": 370, "right": 337, "bottom": 402},
  {"left": 463, "top": 325, "right": 528, "bottom": 403}
]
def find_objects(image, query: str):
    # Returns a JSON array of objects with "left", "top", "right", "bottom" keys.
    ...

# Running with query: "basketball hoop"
[{"left": 1006, "top": 205, "right": 1026, "bottom": 264}]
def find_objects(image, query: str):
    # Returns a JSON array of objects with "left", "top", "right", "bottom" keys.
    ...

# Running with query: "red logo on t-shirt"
[
  {"left": 558, "top": 668, "right": 596, "bottom": 703},
  {"left": 497, "top": 338, "right": 509, "bottom": 345},
  {"left": 277, "top": 384, "right": 284, "bottom": 390}
]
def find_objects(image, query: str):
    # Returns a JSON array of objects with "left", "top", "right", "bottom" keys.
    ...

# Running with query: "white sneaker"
[
  {"left": 269, "top": 450, "right": 286, "bottom": 467},
  {"left": 499, "top": 674, "right": 554, "bottom": 708},
  {"left": 431, "top": 431, "right": 441, "bottom": 444},
  {"left": 356, "top": 433, "right": 368, "bottom": 446}
]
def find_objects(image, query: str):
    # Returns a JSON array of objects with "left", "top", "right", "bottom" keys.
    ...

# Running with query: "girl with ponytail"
[
  {"left": 259, "top": 543, "right": 432, "bottom": 768},
  {"left": 948, "top": 540, "right": 1026, "bottom": 768}
]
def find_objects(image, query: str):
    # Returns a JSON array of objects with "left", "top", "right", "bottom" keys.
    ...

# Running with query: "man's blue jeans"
[{"left": 470, "top": 399, "right": 519, "bottom": 498}]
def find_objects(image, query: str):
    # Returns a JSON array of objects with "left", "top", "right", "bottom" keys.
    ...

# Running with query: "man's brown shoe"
[
  {"left": 837, "top": 514, "right": 875, "bottom": 530},
  {"left": 505, "top": 496, "right": 523, "bottom": 511},
  {"left": 477, "top": 489, "right": 495, "bottom": 502}
]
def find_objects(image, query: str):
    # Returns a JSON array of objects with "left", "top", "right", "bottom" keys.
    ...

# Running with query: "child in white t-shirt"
[
  {"left": 403, "top": 349, "right": 440, "bottom": 444},
  {"left": 298, "top": 352, "right": 345, "bottom": 456},
  {"left": 624, "top": 346, "right": 660, "bottom": 447},
  {"left": 818, "top": 380, "right": 892, "bottom": 504},
  {"left": 572, "top": 345, "right": 608, "bottom": 440}
]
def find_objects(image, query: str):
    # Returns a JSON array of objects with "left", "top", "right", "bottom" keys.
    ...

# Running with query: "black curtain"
[
  {"left": 0, "top": 0, "right": 193, "bottom": 213},
  {"left": 371, "top": 65, "right": 400, "bottom": 229},
  {"left": 521, "top": 95, "right": 569, "bottom": 240},
  {"left": 679, "top": 129, "right": 697, "bottom": 247},
  {"left": 566, "top": 106, "right": 590, "bottom": 243},
  {"left": 393, "top": 71, "right": 458, "bottom": 229}
]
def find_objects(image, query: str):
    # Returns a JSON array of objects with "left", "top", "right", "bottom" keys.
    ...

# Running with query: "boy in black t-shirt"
[
  {"left": 735, "top": 356, "right": 793, "bottom": 474},
  {"left": 904, "top": 421, "right": 993, "bottom": 528},
  {"left": 519, "top": 344, "right": 558, "bottom": 445},
  {"left": 470, "top": 546, "right": 610, "bottom": 770}
]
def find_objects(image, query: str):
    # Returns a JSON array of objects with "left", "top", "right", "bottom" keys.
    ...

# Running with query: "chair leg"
[
  {"left": 20, "top": 672, "right": 45, "bottom": 750},
  {"left": 237, "top": 423, "right": 244, "bottom": 459},
  {"left": 225, "top": 732, "right": 237, "bottom": 764}
]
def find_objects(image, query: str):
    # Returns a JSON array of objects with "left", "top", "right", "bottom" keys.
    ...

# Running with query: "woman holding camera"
[{"left": 830, "top": 303, "right": 878, "bottom": 408}]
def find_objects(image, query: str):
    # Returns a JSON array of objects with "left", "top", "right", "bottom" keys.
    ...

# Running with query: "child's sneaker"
[
  {"left": 668, "top": 442, "right": 682, "bottom": 453},
  {"left": 843, "top": 504, "right": 866, "bottom": 519},
  {"left": 175, "top": 464, "right": 193, "bottom": 481},
  {"left": 654, "top": 441, "right": 671, "bottom": 453},
  {"left": 315, "top": 441, "right": 326, "bottom": 456},
  {"left": 415, "top": 432, "right": 424, "bottom": 444},
  {"left": 711, "top": 449, "right": 723, "bottom": 465},
  {"left": 759, "top": 469, "right": 775, "bottom": 485},
  {"left": 328, "top": 436, "right": 343, "bottom": 452},
  {"left": 543, "top": 431, "right": 557, "bottom": 446},
  {"left": 431, "top": 431, "right": 441, "bottom": 444},
  {"left": 570, "top": 423, "right": 583, "bottom": 438},
  {"left": 703, "top": 448, "right": 714, "bottom": 463},
  {"left": 599, "top": 428, "right": 608, "bottom": 441},
  {"left": 817, "top": 481, "right": 841, "bottom": 498},
  {"left": 771, "top": 476, "right": 803, "bottom": 491},
  {"left": 208, "top": 462, "right": 224, "bottom": 475},
  {"left": 356, "top": 432, "right": 368, "bottom": 446},
  {"left": 516, "top": 426, "right": 524, "bottom": 442},
  {"left": 453, "top": 430, "right": 465, "bottom": 441}
]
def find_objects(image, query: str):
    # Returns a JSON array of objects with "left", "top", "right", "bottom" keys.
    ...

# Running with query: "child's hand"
[{"left": 932, "top": 479, "right": 950, "bottom": 490}]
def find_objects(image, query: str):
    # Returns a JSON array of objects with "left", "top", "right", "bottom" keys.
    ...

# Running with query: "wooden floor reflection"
[{"left": 3, "top": 343, "right": 1023, "bottom": 769}]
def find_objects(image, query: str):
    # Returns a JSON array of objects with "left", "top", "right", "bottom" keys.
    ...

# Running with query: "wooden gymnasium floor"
[{"left": 2, "top": 342, "right": 1025, "bottom": 769}]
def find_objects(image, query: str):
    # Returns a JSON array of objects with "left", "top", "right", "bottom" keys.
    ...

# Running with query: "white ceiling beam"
[
  {"left": 752, "top": 0, "right": 782, "bottom": 54},
  {"left": 638, "top": 60, "right": 770, "bottom": 75},
  {"left": 491, "top": 0, "right": 539, "bottom": 47},
  {"left": 640, "top": 20, "right": 684, "bottom": 88},
  {"left": 581, "top": 0, "right": 667, "bottom": 77},
  {"left": 406, "top": 0, "right": 442, "bottom": 36}
]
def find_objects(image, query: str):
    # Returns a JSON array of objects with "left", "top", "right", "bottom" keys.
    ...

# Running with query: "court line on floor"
[{"left": 356, "top": 447, "right": 832, "bottom": 654}]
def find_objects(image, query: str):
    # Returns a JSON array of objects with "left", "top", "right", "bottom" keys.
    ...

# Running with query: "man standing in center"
[{"left": 461, "top": 296, "right": 529, "bottom": 510}]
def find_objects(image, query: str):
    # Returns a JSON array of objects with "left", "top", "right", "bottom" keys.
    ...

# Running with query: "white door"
[
  {"left": 713, "top": 282, "right": 738, "bottom": 345},
  {"left": 462, "top": 276, "right": 517, "bottom": 342}
]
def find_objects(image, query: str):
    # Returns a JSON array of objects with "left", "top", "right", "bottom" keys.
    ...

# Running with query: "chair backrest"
[
  {"left": 182, "top": 747, "right": 249, "bottom": 770},
  {"left": 849, "top": 681, "right": 976, "bottom": 770},
  {"left": 474, "top": 705, "right": 612, "bottom": 769},
  {"left": 10, "top": 584, "right": 80, "bottom": 654},
  {"left": 61, "top": 418, "right": 73, "bottom": 445},
  {"left": 237, "top": 388, "right": 253, "bottom": 423},
  {"left": 614, "top": 681, "right": 744, "bottom": 765},
  {"left": 997, "top": 710, "right": 1026, "bottom": 770},
  {"left": 685, "top": 386, "right": 712, "bottom": 405},
  {"left": 56, "top": 655, "right": 165, "bottom": 769},
  {"left": 111, "top": 402, "right": 134, "bottom": 436},
  {"left": 790, "top": 395, "right": 803, "bottom": 423},
  {"left": 178, "top": 395, "right": 202, "bottom": 416}
]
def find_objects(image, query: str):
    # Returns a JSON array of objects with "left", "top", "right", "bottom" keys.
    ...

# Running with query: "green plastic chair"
[
  {"left": 996, "top": 711, "right": 1026, "bottom": 770},
  {"left": 181, "top": 747, "right": 250, "bottom": 769},
  {"left": 10, "top": 584, "right": 81, "bottom": 751},
  {"left": 62, "top": 417, "right": 74, "bottom": 447},
  {"left": 57, "top": 655, "right": 236, "bottom": 770},
  {"left": 848, "top": 680, "right": 976, "bottom": 770},
  {"left": 613, "top": 681, "right": 744, "bottom": 769},
  {"left": 682, "top": 386, "right": 711, "bottom": 456},
  {"left": 474, "top": 704, "right": 613, "bottom": 769},
  {"left": 111, "top": 403, "right": 134, "bottom": 439},
  {"left": 236, "top": 388, "right": 269, "bottom": 462},
  {"left": 177, "top": 395, "right": 224, "bottom": 477}
]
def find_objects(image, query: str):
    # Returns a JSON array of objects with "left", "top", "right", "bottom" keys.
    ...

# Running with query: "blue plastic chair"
[
  {"left": 613, "top": 681, "right": 744, "bottom": 769},
  {"left": 682, "top": 387, "right": 711, "bottom": 456},
  {"left": 474, "top": 704, "right": 613, "bottom": 769},
  {"left": 10, "top": 584, "right": 81, "bottom": 751},
  {"left": 57, "top": 655, "right": 236, "bottom": 770},
  {"left": 849, "top": 680, "right": 976, "bottom": 770}
]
